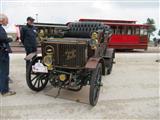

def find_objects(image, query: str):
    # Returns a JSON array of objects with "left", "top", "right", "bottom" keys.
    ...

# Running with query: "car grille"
[{"left": 42, "top": 41, "right": 87, "bottom": 69}]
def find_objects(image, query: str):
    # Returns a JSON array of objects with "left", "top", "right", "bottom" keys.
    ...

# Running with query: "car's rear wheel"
[
  {"left": 106, "top": 58, "right": 113, "bottom": 75},
  {"left": 89, "top": 63, "right": 102, "bottom": 106},
  {"left": 26, "top": 57, "right": 49, "bottom": 91}
]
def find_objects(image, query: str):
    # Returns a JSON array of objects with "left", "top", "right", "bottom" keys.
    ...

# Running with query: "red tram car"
[{"left": 79, "top": 19, "right": 150, "bottom": 50}]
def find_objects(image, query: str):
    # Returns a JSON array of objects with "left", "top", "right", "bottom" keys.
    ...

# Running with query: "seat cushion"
[{"left": 64, "top": 22, "right": 106, "bottom": 38}]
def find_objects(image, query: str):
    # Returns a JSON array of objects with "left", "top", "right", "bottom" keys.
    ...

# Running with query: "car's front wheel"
[
  {"left": 26, "top": 57, "right": 49, "bottom": 92},
  {"left": 89, "top": 63, "right": 102, "bottom": 106}
]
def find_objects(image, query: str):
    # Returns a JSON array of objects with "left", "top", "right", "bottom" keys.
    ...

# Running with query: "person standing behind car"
[
  {"left": 20, "top": 17, "right": 37, "bottom": 70},
  {"left": 0, "top": 13, "right": 16, "bottom": 96}
]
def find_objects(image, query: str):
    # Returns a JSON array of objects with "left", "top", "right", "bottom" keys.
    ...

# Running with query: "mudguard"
[
  {"left": 24, "top": 52, "right": 37, "bottom": 61},
  {"left": 103, "top": 48, "right": 115, "bottom": 75},
  {"left": 104, "top": 48, "right": 115, "bottom": 59},
  {"left": 85, "top": 57, "right": 105, "bottom": 75}
]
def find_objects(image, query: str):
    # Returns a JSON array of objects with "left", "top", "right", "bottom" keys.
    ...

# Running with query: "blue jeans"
[{"left": 0, "top": 52, "right": 9, "bottom": 94}]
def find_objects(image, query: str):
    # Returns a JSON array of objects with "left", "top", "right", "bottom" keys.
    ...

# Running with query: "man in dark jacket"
[
  {"left": 0, "top": 13, "right": 16, "bottom": 96},
  {"left": 20, "top": 17, "right": 37, "bottom": 69}
]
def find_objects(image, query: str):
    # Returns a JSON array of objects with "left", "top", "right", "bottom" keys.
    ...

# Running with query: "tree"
[
  {"left": 158, "top": 29, "right": 160, "bottom": 36},
  {"left": 145, "top": 18, "right": 156, "bottom": 39}
]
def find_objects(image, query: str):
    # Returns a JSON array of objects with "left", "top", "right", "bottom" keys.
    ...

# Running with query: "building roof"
[
  {"left": 79, "top": 18, "right": 150, "bottom": 28},
  {"left": 34, "top": 22, "right": 66, "bottom": 26},
  {"left": 104, "top": 22, "right": 150, "bottom": 28},
  {"left": 17, "top": 22, "right": 67, "bottom": 28},
  {"left": 79, "top": 18, "right": 136, "bottom": 24}
]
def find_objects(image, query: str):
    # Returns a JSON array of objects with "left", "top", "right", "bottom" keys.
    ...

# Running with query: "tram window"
[
  {"left": 54, "top": 28, "right": 58, "bottom": 35},
  {"left": 135, "top": 28, "right": 140, "bottom": 35},
  {"left": 131, "top": 27, "right": 135, "bottom": 35},
  {"left": 143, "top": 29, "right": 148, "bottom": 35},
  {"left": 132, "top": 27, "right": 136, "bottom": 35},
  {"left": 128, "top": 27, "right": 132, "bottom": 35},
  {"left": 50, "top": 28, "right": 54, "bottom": 35},
  {"left": 119, "top": 26, "right": 123, "bottom": 34},
  {"left": 116, "top": 26, "right": 122, "bottom": 34},
  {"left": 116, "top": 28, "right": 120, "bottom": 34},
  {"left": 44, "top": 29, "right": 48, "bottom": 37},
  {"left": 114, "top": 27, "right": 117, "bottom": 34},
  {"left": 111, "top": 26, "right": 117, "bottom": 34},
  {"left": 112, "top": 29, "right": 115, "bottom": 34},
  {"left": 140, "top": 28, "right": 144, "bottom": 35},
  {"left": 140, "top": 28, "right": 148, "bottom": 35},
  {"left": 44, "top": 29, "right": 48, "bottom": 33},
  {"left": 122, "top": 27, "right": 126, "bottom": 34},
  {"left": 113, "top": 28, "right": 116, "bottom": 34},
  {"left": 48, "top": 28, "right": 54, "bottom": 37}
]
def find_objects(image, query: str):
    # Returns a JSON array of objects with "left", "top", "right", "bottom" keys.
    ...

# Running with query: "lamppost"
[{"left": 35, "top": 14, "right": 38, "bottom": 23}]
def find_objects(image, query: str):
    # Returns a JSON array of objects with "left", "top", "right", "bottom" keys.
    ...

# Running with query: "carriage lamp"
[
  {"left": 43, "top": 54, "right": 53, "bottom": 70},
  {"left": 90, "top": 32, "right": 98, "bottom": 50},
  {"left": 59, "top": 74, "right": 67, "bottom": 81},
  {"left": 43, "top": 45, "right": 55, "bottom": 70}
]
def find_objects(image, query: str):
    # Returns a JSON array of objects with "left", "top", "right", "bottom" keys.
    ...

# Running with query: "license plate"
[{"left": 32, "top": 65, "right": 48, "bottom": 73}]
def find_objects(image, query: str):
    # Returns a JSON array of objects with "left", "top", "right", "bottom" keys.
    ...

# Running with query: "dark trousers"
[{"left": 0, "top": 52, "right": 9, "bottom": 93}]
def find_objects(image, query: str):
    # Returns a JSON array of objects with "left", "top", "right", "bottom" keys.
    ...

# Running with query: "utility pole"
[{"left": 35, "top": 13, "right": 38, "bottom": 23}]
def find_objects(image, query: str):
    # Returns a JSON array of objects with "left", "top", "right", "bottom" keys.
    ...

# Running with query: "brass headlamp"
[{"left": 43, "top": 45, "right": 55, "bottom": 70}]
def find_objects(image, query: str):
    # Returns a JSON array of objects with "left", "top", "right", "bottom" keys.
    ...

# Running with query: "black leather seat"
[{"left": 64, "top": 22, "right": 109, "bottom": 38}]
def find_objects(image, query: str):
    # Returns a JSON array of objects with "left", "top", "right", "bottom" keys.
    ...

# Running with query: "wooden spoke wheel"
[{"left": 26, "top": 57, "right": 49, "bottom": 91}]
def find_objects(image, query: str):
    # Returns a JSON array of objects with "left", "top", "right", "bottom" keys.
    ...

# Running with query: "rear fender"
[
  {"left": 104, "top": 48, "right": 115, "bottom": 71},
  {"left": 104, "top": 48, "right": 115, "bottom": 59}
]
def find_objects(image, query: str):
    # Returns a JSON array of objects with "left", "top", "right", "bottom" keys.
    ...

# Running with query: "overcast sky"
[{"left": 0, "top": 0, "right": 159, "bottom": 35}]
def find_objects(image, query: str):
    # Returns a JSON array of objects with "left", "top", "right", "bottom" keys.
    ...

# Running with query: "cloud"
[{"left": 0, "top": 0, "right": 159, "bottom": 29}]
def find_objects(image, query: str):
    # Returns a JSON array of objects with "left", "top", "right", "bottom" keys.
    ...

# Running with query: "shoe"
[{"left": 2, "top": 90, "right": 16, "bottom": 96}]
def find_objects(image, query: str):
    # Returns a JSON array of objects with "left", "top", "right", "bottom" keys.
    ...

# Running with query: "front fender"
[
  {"left": 85, "top": 58, "right": 100, "bottom": 69},
  {"left": 85, "top": 57, "right": 105, "bottom": 75},
  {"left": 24, "top": 52, "right": 37, "bottom": 61}
]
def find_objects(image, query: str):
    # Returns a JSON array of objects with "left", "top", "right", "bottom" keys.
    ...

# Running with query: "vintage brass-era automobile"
[{"left": 26, "top": 22, "right": 115, "bottom": 106}]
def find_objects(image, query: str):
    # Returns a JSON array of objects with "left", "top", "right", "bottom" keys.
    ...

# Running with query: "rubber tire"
[
  {"left": 107, "top": 58, "right": 113, "bottom": 75},
  {"left": 26, "top": 57, "right": 49, "bottom": 92},
  {"left": 89, "top": 63, "right": 102, "bottom": 106}
]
